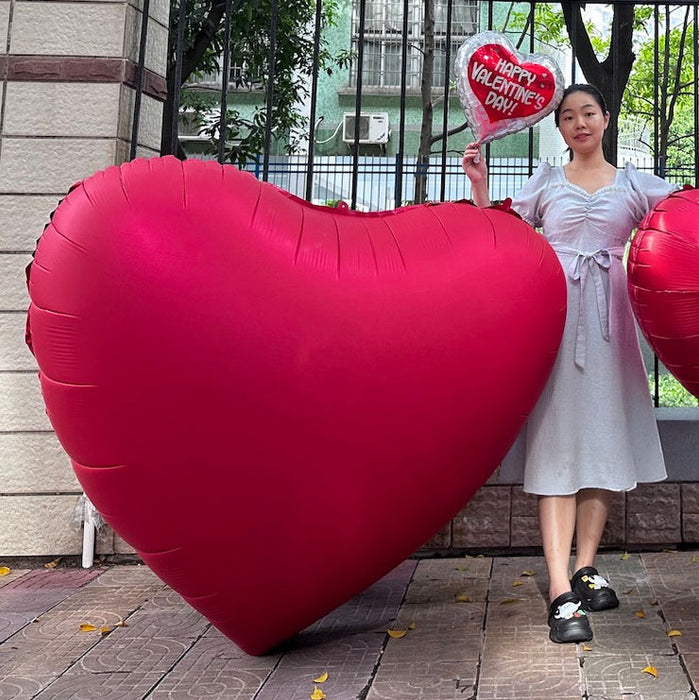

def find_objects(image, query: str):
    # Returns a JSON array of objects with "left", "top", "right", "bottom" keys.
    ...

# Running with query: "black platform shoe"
[
  {"left": 548, "top": 591, "right": 593, "bottom": 644},
  {"left": 571, "top": 566, "right": 620, "bottom": 612}
]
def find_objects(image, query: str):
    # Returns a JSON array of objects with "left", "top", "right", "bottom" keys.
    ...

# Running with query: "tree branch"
[
  {"left": 429, "top": 121, "right": 470, "bottom": 146},
  {"left": 562, "top": 2, "right": 600, "bottom": 81},
  {"left": 178, "top": 0, "right": 246, "bottom": 86},
  {"left": 515, "top": 6, "right": 534, "bottom": 51},
  {"left": 665, "top": 6, "right": 691, "bottom": 132}
]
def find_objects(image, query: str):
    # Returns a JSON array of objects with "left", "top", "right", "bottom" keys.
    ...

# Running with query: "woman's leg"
[
  {"left": 573, "top": 488, "right": 611, "bottom": 571},
  {"left": 539, "top": 494, "right": 577, "bottom": 601},
  {"left": 540, "top": 493, "right": 594, "bottom": 643},
  {"left": 571, "top": 488, "right": 618, "bottom": 611}
]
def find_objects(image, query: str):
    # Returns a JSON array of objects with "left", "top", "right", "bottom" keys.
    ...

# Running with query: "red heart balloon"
[
  {"left": 26, "top": 157, "right": 566, "bottom": 655},
  {"left": 628, "top": 187, "right": 699, "bottom": 397},
  {"left": 455, "top": 31, "right": 564, "bottom": 144}
]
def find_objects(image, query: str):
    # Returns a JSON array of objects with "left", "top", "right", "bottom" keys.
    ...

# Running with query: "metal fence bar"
[
  {"left": 304, "top": 0, "right": 324, "bottom": 201},
  {"left": 652, "top": 5, "right": 661, "bottom": 406},
  {"left": 262, "top": 0, "right": 279, "bottom": 181},
  {"left": 439, "top": 0, "right": 454, "bottom": 202},
  {"left": 350, "top": 0, "right": 368, "bottom": 208},
  {"left": 393, "top": 0, "right": 410, "bottom": 207},
  {"left": 130, "top": 0, "right": 150, "bottom": 160},
  {"left": 169, "top": 0, "right": 187, "bottom": 156},
  {"left": 217, "top": 0, "right": 234, "bottom": 164},
  {"left": 527, "top": 1, "right": 535, "bottom": 179}
]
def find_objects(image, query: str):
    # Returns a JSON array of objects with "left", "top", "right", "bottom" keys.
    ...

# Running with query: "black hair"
[{"left": 554, "top": 84, "right": 608, "bottom": 127}]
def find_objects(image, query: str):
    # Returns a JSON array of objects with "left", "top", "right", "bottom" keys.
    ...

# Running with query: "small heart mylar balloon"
[
  {"left": 628, "top": 187, "right": 699, "bottom": 398},
  {"left": 455, "top": 30, "right": 565, "bottom": 144},
  {"left": 26, "top": 157, "right": 566, "bottom": 655}
]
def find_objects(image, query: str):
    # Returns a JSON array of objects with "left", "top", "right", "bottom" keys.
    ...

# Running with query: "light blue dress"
[{"left": 501, "top": 162, "right": 679, "bottom": 495}]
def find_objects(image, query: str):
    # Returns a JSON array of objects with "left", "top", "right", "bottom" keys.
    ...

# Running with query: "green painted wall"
[{"left": 313, "top": 0, "right": 540, "bottom": 158}]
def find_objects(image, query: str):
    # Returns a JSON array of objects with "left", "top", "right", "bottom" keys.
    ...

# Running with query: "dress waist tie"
[{"left": 552, "top": 245, "right": 625, "bottom": 369}]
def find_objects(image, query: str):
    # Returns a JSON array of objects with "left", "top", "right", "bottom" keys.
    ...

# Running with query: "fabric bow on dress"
[{"left": 553, "top": 245, "right": 625, "bottom": 369}]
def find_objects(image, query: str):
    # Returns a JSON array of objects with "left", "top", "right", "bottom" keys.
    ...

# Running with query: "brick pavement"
[{"left": 1, "top": 551, "right": 698, "bottom": 699}]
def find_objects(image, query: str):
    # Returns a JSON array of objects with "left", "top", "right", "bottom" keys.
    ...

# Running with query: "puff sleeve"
[
  {"left": 624, "top": 162, "right": 681, "bottom": 224},
  {"left": 509, "top": 162, "right": 552, "bottom": 228}
]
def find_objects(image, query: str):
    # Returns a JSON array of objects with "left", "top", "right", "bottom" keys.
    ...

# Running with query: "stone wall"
[
  {"left": 423, "top": 409, "right": 699, "bottom": 553},
  {"left": 0, "top": 0, "right": 169, "bottom": 556}
]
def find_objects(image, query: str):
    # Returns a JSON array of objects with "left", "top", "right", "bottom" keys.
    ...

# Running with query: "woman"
[{"left": 462, "top": 84, "right": 679, "bottom": 644}]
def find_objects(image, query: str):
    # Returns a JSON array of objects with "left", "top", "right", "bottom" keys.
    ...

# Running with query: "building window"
[
  {"left": 351, "top": 0, "right": 479, "bottom": 89},
  {"left": 189, "top": 60, "right": 262, "bottom": 90}
]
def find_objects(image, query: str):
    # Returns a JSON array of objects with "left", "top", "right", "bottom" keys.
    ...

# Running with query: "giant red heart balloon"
[
  {"left": 26, "top": 157, "right": 566, "bottom": 655},
  {"left": 628, "top": 187, "right": 699, "bottom": 397},
  {"left": 455, "top": 31, "right": 564, "bottom": 144}
]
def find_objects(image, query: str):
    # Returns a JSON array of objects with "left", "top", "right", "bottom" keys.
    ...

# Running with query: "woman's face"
[{"left": 557, "top": 90, "right": 610, "bottom": 155}]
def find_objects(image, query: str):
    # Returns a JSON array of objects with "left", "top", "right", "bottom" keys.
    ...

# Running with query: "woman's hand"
[
  {"left": 461, "top": 142, "right": 491, "bottom": 208},
  {"left": 461, "top": 142, "right": 487, "bottom": 184}
]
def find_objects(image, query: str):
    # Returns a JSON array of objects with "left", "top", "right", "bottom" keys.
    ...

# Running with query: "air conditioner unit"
[{"left": 342, "top": 112, "right": 390, "bottom": 144}]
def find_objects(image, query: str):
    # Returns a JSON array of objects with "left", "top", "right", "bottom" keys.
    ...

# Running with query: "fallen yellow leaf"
[
  {"left": 636, "top": 610, "right": 646, "bottom": 618},
  {"left": 455, "top": 566, "right": 469, "bottom": 572},
  {"left": 408, "top": 622, "right": 416, "bottom": 630},
  {"left": 44, "top": 558, "right": 61, "bottom": 569},
  {"left": 691, "top": 554, "right": 698, "bottom": 563},
  {"left": 663, "top": 549, "right": 677, "bottom": 554},
  {"left": 387, "top": 629, "right": 408, "bottom": 639},
  {"left": 79, "top": 624, "right": 97, "bottom": 632},
  {"left": 621, "top": 551, "right": 629, "bottom": 560},
  {"left": 455, "top": 594, "right": 472, "bottom": 603},
  {"left": 642, "top": 665, "right": 658, "bottom": 678},
  {"left": 115, "top": 620, "right": 128, "bottom": 628},
  {"left": 310, "top": 687, "right": 326, "bottom": 700},
  {"left": 0, "top": 567, "right": 10, "bottom": 576},
  {"left": 582, "top": 644, "right": 593, "bottom": 652},
  {"left": 667, "top": 629, "right": 682, "bottom": 637},
  {"left": 500, "top": 598, "right": 519, "bottom": 605},
  {"left": 512, "top": 580, "right": 524, "bottom": 587},
  {"left": 521, "top": 570, "right": 535, "bottom": 577},
  {"left": 313, "top": 672, "right": 328, "bottom": 683},
  {"left": 99, "top": 626, "right": 111, "bottom": 635}
]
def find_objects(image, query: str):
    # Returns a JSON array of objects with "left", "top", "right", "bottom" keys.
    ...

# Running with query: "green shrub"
[{"left": 649, "top": 374, "right": 698, "bottom": 408}]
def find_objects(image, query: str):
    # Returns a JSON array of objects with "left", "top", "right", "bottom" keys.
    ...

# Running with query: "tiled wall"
[{"left": 0, "top": 0, "right": 169, "bottom": 557}]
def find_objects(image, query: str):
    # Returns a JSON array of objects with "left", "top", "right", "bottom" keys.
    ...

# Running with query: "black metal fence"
[
  {"left": 159, "top": 0, "right": 699, "bottom": 208},
  {"left": 127, "top": 1, "right": 699, "bottom": 407}
]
